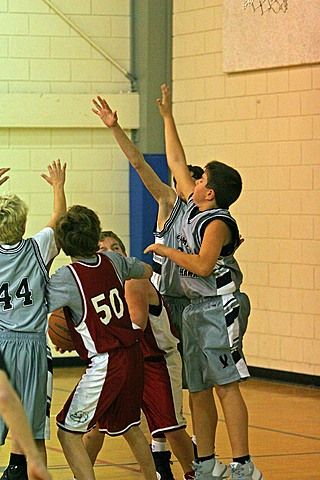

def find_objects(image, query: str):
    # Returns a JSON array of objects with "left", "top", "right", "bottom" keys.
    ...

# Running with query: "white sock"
[
  {"left": 151, "top": 439, "right": 168, "bottom": 452},
  {"left": 192, "top": 434, "right": 197, "bottom": 444}
]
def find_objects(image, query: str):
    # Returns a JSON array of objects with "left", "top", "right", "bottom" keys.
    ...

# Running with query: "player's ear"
[{"left": 205, "top": 188, "right": 215, "bottom": 201}]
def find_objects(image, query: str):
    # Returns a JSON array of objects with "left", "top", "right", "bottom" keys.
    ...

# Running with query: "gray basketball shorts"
[
  {"left": 0, "top": 331, "right": 52, "bottom": 445},
  {"left": 163, "top": 295, "right": 190, "bottom": 389},
  {"left": 182, "top": 291, "right": 251, "bottom": 393}
]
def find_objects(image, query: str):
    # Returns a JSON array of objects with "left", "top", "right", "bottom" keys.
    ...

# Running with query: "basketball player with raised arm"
[
  {"left": 92, "top": 95, "right": 204, "bottom": 480},
  {"left": 0, "top": 161, "right": 66, "bottom": 480},
  {"left": 144, "top": 85, "right": 263, "bottom": 480}
]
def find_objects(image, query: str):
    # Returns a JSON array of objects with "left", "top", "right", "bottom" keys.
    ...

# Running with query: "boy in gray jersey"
[
  {"left": 0, "top": 160, "right": 66, "bottom": 480},
  {"left": 144, "top": 85, "right": 263, "bottom": 480},
  {"left": 92, "top": 97, "right": 200, "bottom": 479}
]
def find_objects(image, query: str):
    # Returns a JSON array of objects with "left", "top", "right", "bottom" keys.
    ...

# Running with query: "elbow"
[
  {"left": 142, "top": 264, "right": 153, "bottom": 279},
  {"left": 145, "top": 264, "right": 153, "bottom": 279},
  {"left": 195, "top": 265, "right": 213, "bottom": 277}
]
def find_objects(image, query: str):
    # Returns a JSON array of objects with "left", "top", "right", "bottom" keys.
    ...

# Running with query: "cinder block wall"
[
  {"left": 0, "top": 0, "right": 132, "bottom": 271},
  {"left": 172, "top": 1, "right": 320, "bottom": 376}
]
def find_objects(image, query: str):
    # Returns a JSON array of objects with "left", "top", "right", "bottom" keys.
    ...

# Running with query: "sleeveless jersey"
[
  {"left": 0, "top": 229, "right": 56, "bottom": 332},
  {"left": 178, "top": 198, "right": 243, "bottom": 298},
  {"left": 140, "top": 288, "right": 179, "bottom": 359},
  {"left": 152, "top": 196, "right": 187, "bottom": 297},
  {"left": 63, "top": 254, "right": 143, "bottom": 360}
]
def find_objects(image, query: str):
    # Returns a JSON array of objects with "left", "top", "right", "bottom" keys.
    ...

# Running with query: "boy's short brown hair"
[
  {"left": 205, "top": 161, "right": 242, "bottom": 209},
  {"left": 56, "top": 205, "right": 101, "bottom": 257}
]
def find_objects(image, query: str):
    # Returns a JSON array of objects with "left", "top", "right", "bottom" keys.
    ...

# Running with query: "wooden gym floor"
[{"left": 1, "top": 366, "right": 319, "bottom": 479}]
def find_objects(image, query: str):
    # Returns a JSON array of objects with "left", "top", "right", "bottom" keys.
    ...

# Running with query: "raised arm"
[
  {"left": 41, "top": 159, "right": 67, "bottom": 230},
  {"left": 0, "top": 370, "right": 51, "bottom": 480},
  {"left": 0, "top": 167, "right": 10, "bottom": 186},
  {"left": 157, "top": 84, "right": 195, "bottom": 200},
  {"left": 92, "top": 96, "right": 176, "bottom": 225}
]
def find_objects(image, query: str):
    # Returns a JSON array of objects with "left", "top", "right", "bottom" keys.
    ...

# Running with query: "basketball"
[{"left": 48, "top": 308, "right": 75, "bottom": 352}]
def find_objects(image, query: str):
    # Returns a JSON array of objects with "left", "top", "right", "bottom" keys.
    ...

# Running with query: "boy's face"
[
  {"left": 193, "top": 171, "right": 214, "bottom": 206},
  {"left": 99, "top": 237, "right": 125, "bottom": 257}
]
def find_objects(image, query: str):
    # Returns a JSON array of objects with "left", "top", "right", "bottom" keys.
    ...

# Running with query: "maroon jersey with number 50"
[{"left": 63, "top": 254, "right": 142, "bottom": 359}]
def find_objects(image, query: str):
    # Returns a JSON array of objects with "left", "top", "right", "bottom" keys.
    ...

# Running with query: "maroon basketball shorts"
[{"left": 56, "top": 342, "right": 144, "bottom": 435}]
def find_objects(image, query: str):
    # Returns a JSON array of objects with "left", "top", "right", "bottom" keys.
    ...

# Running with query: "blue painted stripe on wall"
[{"left": 129, "top": 154, "right": 169, "bottom": 264}]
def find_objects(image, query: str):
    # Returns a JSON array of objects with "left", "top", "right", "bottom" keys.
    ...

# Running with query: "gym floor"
[{"left": 1, "top": 366, "right": 319, "bottom": 480}]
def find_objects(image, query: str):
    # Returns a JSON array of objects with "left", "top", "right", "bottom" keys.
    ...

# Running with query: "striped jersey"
[
  {"left": 152, "top": 196, "right": 187, "bottom": 297},
  {"left": 0, "top": 228, "right": 57, "bottom": 332},
  {"left": 178, "top": 197, "right": 243, "bottom": 298}
]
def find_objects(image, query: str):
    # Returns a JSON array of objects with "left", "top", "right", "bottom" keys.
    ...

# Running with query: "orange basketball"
[{"left": 48, "top": 308, "right": 75, "bottom": 352}]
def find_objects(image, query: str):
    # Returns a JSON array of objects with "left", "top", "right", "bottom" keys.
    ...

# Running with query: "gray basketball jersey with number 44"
[
  {"left": 0, "top": 228, "right": 57, "bottom": 332},
  {"left": 178, "top": 198, "right": 243, "bottom": 299}
]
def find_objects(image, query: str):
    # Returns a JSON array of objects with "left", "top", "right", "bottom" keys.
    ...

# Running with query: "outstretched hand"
[
  {"left": 92, "top": 96, "right": 118, "bottom": 128},
  {"left": 41, "top": 159, "right": 66, "bottom": 188},
  {"left": 0, "top": 167, "right": 10, "bottom": 186},
  {"left": 156, "top": 84, "right": 172, "bottom": 118}
]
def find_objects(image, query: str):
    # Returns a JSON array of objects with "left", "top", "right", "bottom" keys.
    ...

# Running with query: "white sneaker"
[
  {"left": 193, "top": 457, "right": 230, "bottom": 479},
  {"left": 230, "top": 461, "right": 263, "bottom": 480}
]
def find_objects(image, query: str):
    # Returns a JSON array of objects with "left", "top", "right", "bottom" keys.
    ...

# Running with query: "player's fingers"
[{"left": 92, "top": 99, "right": 101, "bottom": 109}]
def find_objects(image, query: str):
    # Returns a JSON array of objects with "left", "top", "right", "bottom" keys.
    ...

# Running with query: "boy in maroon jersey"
[{"left": 46, "top": 205, "right": 159, "bottom": 480}]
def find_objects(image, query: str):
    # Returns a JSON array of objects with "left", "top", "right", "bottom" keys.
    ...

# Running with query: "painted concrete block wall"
[
  {"left": 0, "top": 1, "right": 132, "bottom": 357},
  {"left": 0, "top": 0, "right": 132, "bottom": 267},
  {"left": 172, "top": 1, "right": 320, "bottom": 376}
]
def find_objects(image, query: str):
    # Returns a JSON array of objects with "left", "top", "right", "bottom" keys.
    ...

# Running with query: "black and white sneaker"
[
  {"left": 152, "top": 450, "right": 175, "bottom": 480},
  {"left": 1, "top": 465, "right": 28, "bottom": 480}
]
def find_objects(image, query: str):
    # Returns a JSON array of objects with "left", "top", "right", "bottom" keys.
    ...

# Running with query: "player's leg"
[
  {"left": 143, "top": 359, "right": 175, "bottom": 480},
  {"left": 34, "top": 440, "right": 47, "bottom": 465},
  {"left": 83, "top": 425, "right": 104, "bottom": 465},
  {"left": 215, "top": 292, "right": 263, "bottom": 479},
  {"left": 189, "top": 389, "right": 217, "bottom": 457},
  {"left": 215, "top": 382, "right": 249, "bottom": 457},
  {"left": 182, "top": 303, "right": 230, "bottom": 480},
  {"left": 150, "top": 436, "right": 174, "bottom": 480},
  {"left": 0, "top": 333, "right": 49, "bottom": 480},
  {"left": 216, "top": 382, "right": 263, "bottom": 479},
  {"left": 57, "top": 428, "right": 95, "bottom": 480},
  {"left": 143, "top": 354, "right": 194, "bottom": 479},
  {"left": 123, "top": 425, "right": 158, "bottom": 480},
  {"left": 165, "top": 429, "right": 195, "bottom": 479}
]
